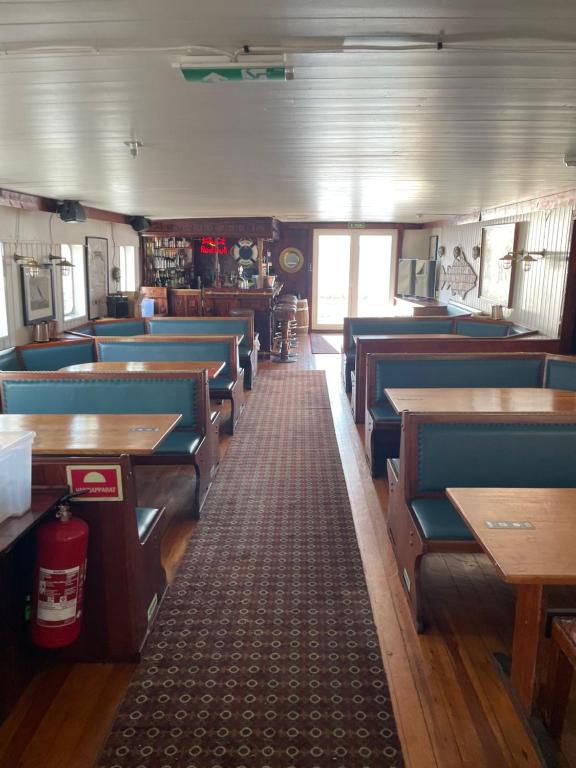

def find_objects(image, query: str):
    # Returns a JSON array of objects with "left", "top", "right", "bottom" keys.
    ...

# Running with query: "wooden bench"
[
  {"left": 146, "top": 315, "right": 258, "bottom": 389},
  {"left": 94, "top": 334, "right": 245, "bottom": 433},
  {"left": 365, "top": 352, "right": 547, "bottom": 475},
  {"left": 0, "top": 370, "right": 216, "bottom": 518},
  {"left": 388, "top": 412, "right": 576, "bottom": 632},
  {"left": 542, "top": 617, "right": 576, "bottom": 739},
  {"left": 352, "top": 335, "right": 560, "bottom": 423},
  {"left": 342, "top": 314, "right": 536, "bottom": 392}
]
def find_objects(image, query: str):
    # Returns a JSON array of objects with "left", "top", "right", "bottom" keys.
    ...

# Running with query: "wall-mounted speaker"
[
  {"left": 129, "top": 216, "right": 152, "bottom": 232},
  {"left": 57, "top": 200, "right": 86, "bottom": 223}
]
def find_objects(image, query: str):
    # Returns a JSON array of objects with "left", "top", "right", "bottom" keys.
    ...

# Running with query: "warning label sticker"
[
  {"left": 37, "top": 566, "right": 82, "bottom": 627},
  {"left": 66, "top": 465, "right": 124, "bottom": 501}
]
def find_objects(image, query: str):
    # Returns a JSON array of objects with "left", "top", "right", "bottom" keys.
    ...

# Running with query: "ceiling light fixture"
[
  {"left": 176, "top": 55, "right": 293, "bottom": 83},
  {"left": 125, "top": 140, "right": 143, "bottom": 159}
]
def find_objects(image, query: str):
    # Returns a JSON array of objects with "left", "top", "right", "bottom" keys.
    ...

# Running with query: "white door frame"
[{"left": 311, "top": 228, "right": 398, "bottom": 331}]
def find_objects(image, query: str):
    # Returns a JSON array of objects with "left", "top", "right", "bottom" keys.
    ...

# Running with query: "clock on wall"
[{"left": 279, "top": 247, "right": 304, "bottom": 273}]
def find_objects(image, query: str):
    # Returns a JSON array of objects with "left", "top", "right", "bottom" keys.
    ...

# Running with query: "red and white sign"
[{"left": 65, "top": 465, "right": 124, "bottom": 501}]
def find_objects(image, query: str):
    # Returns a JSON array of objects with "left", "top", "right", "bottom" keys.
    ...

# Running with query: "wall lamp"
[
  {"left": 14, "top": 253, "right": 41, "bottom": 278},
  {"left": 49, "top": 253, "right": 74, "bottom": 276},
  {"left": 499, "top": 249, "right": 546, "bottom": 272}
]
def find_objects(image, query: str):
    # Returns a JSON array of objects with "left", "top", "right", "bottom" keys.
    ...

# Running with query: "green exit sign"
[
  {"left": 348, "top": 223, "right": 366, "bottom": 229},
  {"left": 182, "top": 67, "right": 290, "bottom": 83}
]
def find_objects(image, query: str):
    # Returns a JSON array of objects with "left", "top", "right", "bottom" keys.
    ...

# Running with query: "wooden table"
[
  {"left": 446, "top": 487, "right": 576, "bottom": 714},
  {"left": 385, "top": 387, "right": 576, "bottom": 414},
  {"left": 0, "top": 413, "right": 182, "bottom": 456},
  {"left": 61, "top": 360, "right": 225, "bottom": 379}
]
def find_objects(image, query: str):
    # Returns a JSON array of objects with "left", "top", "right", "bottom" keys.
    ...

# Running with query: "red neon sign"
[{"left": 200, "top": 237, "right": 227, "bottom": 255}]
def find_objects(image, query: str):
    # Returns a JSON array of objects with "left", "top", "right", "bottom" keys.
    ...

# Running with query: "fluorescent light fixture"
[
  {"left": 564, "top": 156, "right": 576, "bottom": 167},
  {"left": 176, "top": 55, "right": 293, "bottom": 82}
]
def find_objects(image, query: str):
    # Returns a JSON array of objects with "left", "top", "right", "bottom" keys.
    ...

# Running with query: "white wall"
[
  {"left": 436, "top": 206, "right": 574, "bottom": 337},
  {"left": 0, "top": 207, "right": 139, "bottom": 349},
  {"left": 401, "top": 229, "right": 432, "bottom": 260}
]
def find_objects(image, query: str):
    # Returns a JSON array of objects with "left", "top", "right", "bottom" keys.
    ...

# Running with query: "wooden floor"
[{"left": 0, "top": 336, "right": 575, "bottom": 768}]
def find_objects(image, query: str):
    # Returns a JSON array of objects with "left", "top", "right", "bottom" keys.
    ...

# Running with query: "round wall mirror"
[{"left": 279, "top": 247, "right": 304, "bottom": 273}]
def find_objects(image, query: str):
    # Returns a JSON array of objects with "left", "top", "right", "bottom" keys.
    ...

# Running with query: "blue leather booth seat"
[
  {"left": 454, "top": 320, "right": 511, "bottom": 337},
  {"left": 97, "top": 340, "right": 234, "bottom": 376},
  {"left": 19, "top": 341, "right": 95, "bottom": 371},
  {"left": 410, "top": 499, "right": 474, "bottom": 541},
  {"left": 92, "top": 320, "right": 147, "bottom": 336},
  {"left": 417, "top": 422, "right": 576, "bottom": 494},
  {"left": 147, "top": 318, "right": 248, "bottom": 339},
  {"left": 545, "top": 358, "right": 576, "bottom": 391},
  {"left": 347, "top": 318, "right": 453, "bottom": 353},
  {"left": 1, "top": 377, "right": 199, "bottom": 428},
  {"left": 374, "top": 357, "right": 542, "bottom": 400},
  {"left": 0, "top": 347, "right": 22, "bottom": 371}
]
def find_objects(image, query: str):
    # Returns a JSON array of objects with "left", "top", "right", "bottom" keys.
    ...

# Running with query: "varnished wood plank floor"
[{"left": 0, "top": 335, "right": 574, "bottom": 768}]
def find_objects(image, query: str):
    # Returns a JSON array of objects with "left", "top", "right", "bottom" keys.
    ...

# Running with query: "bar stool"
[
  {"left": 272, "top": 298, "right": 297, "bottom": 363},
  {"left": 542, "top": 617, "right": 576, "bottom": 739}
]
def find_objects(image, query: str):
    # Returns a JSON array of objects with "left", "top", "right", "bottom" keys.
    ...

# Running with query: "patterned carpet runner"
[{"left": 98, "top": 370, "right": 404, "bottom": 768}]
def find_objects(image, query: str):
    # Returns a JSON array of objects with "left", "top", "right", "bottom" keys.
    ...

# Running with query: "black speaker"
[
  {"left": 129, "top": 216, "right": 152, "bottom": 232},
  {"left": 58, "top": 200, "right": 86, "bottom": 223}
]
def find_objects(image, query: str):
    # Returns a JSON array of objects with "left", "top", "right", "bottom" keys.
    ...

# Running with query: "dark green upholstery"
[
  {"left": 97, "top": 339, "right": 234, "bottom": 376},
  {"left": 19, "top": 341, "right": 94, "bottom": 371},
  {"left": 374, "top": 357, "right": 542, "bottom": 400},
  {"left": 92, "top": 320, "right": 146, "bottom": 336},
  {"left": 147, "top": 318, "right": 249, "bottom": 338},
  {"left": 417, "top": 422, "right": 576, "bottom": 493},
  {"left": 154, "top": 432, "right": 202, "bottom": 454},
  {"left": 1, "top": 377, "right": 198, "bottom": 428},
  {"left": 545, "top": 358, "right": 576, "bottom": 391},
  {"left": 347, "top": 318, "right": 453, "bottom": 353},
  {"left": 0, "top": 347, "right": 22, "bottom": 371},
  {"left": 389, "top": 457, "right": 401, "bottom": 476},
  {"left": 369, "top": 402, "right": 401, "bottom": 423},
  {"left": 209, "top": 376, "right": 235, "bottom": 393},
  {"left": 446, "top": 304, "right": 471, "bottom": 317},
  {"left": 454, "top": 320, "right": 510, "bottom": 337},
  {"left": 410, "top": 499, "right": 474, "bottom": 541},
  {"left": 135, "top": 507, "right": 162, "bottom": 542}
]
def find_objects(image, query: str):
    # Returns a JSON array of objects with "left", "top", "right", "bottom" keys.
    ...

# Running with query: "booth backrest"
[
  {"left": 0, "top": 347, "right": 22, "bottom": 371},
  {"left": 402, "top": 413, "right": 576, "bottom": 498},
  {"left": 343, "top": 317, "right": 454, "bottom": 354},
  {"left": 94, "top": 335, "right": 239, "bottom": 378},
  {"left": 146, "top": 316, "right": 254, "bottom": 349},
  {"left": 544, "top": 356, "right": 576, "bottom": 391},
  {"left": 17, "top": 340, "right": 95, "bottom": 371},
  {"left": 0, "top": 371, "right": 207, "bottom": 431},
  {"left": 446, "top": 303, "right": 473, "bottom": 317},
  {"left": 91, "top": 319, "right": 147, "bottom": 336},
  {"left": 368, "top": 353, "right": 545, "bottom": 408}
]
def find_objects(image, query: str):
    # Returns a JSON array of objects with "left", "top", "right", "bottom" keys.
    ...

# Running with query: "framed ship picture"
[
  {"left": 21, "top": 266, "right": 55, "bottom": 325},
  {"left": 479, "top": 223, "right": 518, "bottom": 308},
  {"left": 86, "top": 236, "right": 109, "bottom": 319}
]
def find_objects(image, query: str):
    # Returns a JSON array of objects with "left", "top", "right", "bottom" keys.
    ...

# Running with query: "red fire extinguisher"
[{"left": 31, "top": 494, "right": 89, "bottom": 649}]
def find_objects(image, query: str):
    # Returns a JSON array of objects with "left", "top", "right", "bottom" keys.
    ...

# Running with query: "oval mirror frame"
[{"left": 279, "top": 247, "right": 304, "bottom": 273}]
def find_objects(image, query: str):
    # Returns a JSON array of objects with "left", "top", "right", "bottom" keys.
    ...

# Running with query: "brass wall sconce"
[{"left": 499, "top": 249, "right": 546, "bottom": 272}]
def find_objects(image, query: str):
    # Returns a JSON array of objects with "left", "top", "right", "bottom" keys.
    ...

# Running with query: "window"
[
  {"left": 0, "top": 243, "right": 8, "bottom": 339},
  {"left": 60, "top": 244, "right": 87, "bottom": 320},
  {"left": 119, "top": 245, "right": 137, "bottom": 291}
]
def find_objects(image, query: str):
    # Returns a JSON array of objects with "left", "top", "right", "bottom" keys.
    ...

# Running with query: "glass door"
[{"left": 312, "top": 229, "right": 397, "bottom": 331}]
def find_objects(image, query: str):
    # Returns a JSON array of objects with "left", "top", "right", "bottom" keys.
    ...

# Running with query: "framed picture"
[
  {"left": 479, "top": 223, "right": 518, "bottom": 308},
  {"left": 429, "top": 235, "right": 439, "bottom": 260},
  {"left": 21, "top": 266, "right": 55, "bottom": 325},
  {"left": 85, "top": 237, "right": 109, "bottom": 319}
]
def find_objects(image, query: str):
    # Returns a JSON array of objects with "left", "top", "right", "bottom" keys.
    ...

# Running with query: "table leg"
[{"left": 511, "top": 583, "right": 547, "bottom": 714}]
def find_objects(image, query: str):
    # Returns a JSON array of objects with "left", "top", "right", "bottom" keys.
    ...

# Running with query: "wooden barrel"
[{"left": 296, "top": 298, "right": 309, "bottom": 334}]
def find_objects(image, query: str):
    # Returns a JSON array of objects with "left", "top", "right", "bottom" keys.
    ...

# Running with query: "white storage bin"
[
  {"left": 140, "top": 298, "right": 155, "bottom": 317},
  {"left": 0, "top": 431, "right": 36, "bottom": 524}
]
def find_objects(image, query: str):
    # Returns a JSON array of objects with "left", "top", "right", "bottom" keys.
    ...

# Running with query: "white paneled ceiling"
[{"left": 0, "top": 0, "right": 576, "bottom": 221}]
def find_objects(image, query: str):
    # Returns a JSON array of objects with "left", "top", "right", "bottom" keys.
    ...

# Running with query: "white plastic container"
[
  {"left": 140, "top": 297, "right": 155, "bottom": 317},
  {"left": 0, "top": 430, "right": 36, "bottom": 524}
]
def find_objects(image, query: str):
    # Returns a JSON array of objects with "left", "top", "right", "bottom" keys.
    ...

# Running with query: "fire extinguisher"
[{"left": 31, "top": 493, "right": 89, "bottom": 649}]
